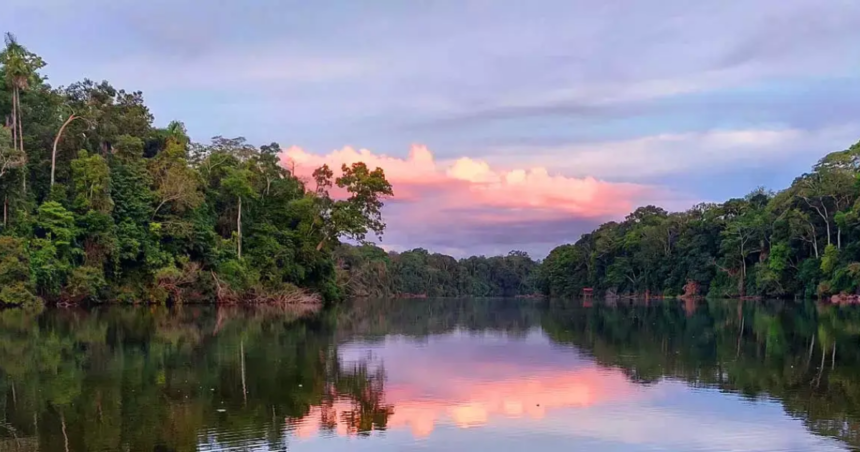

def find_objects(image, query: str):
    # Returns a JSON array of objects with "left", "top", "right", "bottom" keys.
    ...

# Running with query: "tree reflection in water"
[
  {"left": 1, "top": 298, "right": 860, "bottom": 450},
  {"left": 0, "top": 305, "right": 392, "bottom": 451}
]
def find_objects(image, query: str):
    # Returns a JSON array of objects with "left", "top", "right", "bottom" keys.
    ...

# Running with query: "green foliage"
[
  {"left": 822, "top": 244, "right": 840, "bottom": 275},
  {"left": 0, "top": 236, "right": 38, "bottom": 305},
  {"left": 30, "top": 238, "right": 69, "bottom": 295},
  {"left": 0, "top": 124, "right": 23, "bottom": 180},
  {"left": 34, "top": 201, "right": 75, "bottom": 247},
  {"left": 217, "top": 258, "right": 259, "bottom": 292},
  {"left": 539, "top": 142, "right": 860, "bottom": 300},
  {"left": 312, "top": 162, "right": 394, "bottom": 250},
  {"left": 334, "top": 245, "right": 541, "bottom": 298},
  {"left": 0, "top": 235, "right": 29, "bottom": 282},
  {"left": 0, "top": 281, "right": 39, "bottom": 306},
  {"left": 71, "top": 150, "right": 113, "bottom": 213},
  {"left": 63, "top": 266, "right": 108, "bottom": 302},
  {"left": 0, "top": 34, "right": 397, "bottom": 304}
]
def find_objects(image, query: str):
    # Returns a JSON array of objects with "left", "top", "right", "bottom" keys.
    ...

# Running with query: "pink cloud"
[
  {"left": 281, "top": 144, "right": 649, "bottom": 217},
  {"left": 279, "top": 144, "right": 669, "bottom": 255}
]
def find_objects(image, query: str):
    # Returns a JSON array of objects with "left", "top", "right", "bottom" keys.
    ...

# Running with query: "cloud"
[
  {"left": 488, "top": 125, "right": 860, "bottom": 182},
  {"left": 279, "top": 143, "right": 669, "bottom": 256},
  {"left": 10, "top": 0, "right": 858, "bottom": 257},
  {"left": 95, "top": 45, "right": 375, "bottom": 91},
  {"left": 282, "top": 144, "right": 654, "bottom": 217},
  {"left": 278, "top": 122, "right": 851, "bottom": 256},
  {"left": 388, "top": 0, "right": 860, "bottom": 133}
]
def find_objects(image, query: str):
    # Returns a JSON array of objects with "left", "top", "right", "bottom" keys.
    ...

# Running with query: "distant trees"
[{"left": 335, "top": 245, "right": 541, "bottom": 298}]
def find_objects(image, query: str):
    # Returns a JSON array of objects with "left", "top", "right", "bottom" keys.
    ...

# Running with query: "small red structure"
[{"left": 582, "top": 288, "right": 593, "bottom": 298}]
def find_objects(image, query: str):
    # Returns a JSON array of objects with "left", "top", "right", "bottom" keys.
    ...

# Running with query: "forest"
[
  {"left": 0, "top": 33, "right": 397, "bottom": 306},
  {"left": 333, "top": 245, "right": 540, "bottom": 298},
  {"left": 4, "top": 30, "right": 860, "bottom": 306},
  {"left": 538, "top": 139, "right": 860, "bottom": 300}
]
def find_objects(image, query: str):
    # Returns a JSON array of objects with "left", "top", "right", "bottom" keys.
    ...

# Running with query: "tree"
[
  {"left": 1, "top": 33, "right": 45, "bottom": 192},
  {"left": 149, "top": 138, "right": 202, "bottom": 219},
  {"left": 51, "top": 113, "right": 90, "bottom": 187},
  {"left": 71, "top": 150, "right": 112, "bottom": 213},
  {"left": 0, "top": 236, "right": 37, "bottom": 305},
  {"left": 719, "top": 201, "right": 766, "bottom": 296},
  {"left": 0, "top": 126, "right": 21, "bottom": 179},
  {"left": 812, "top": 144, "right": 860, "bottom": 249},
  {"left": 0, "top": 127, "right": 22, "bottom": 225},
  {"left": 313, "top": 162, "right": 393, "bottom": 251},
  {"left": 30, "top": 202, "right": 77, "bottom": 295},
  {"left": 222, "top": 167, "right": 255, "bottom": 259}
]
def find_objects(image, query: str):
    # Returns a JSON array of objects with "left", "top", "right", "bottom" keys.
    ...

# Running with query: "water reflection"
[{"left": 0, "top": 298, "right": 858, "bottom": 451}]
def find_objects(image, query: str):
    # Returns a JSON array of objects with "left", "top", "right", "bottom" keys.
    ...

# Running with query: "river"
[{"left": 0, "top": 298, "right": 858, "bottom": 451}]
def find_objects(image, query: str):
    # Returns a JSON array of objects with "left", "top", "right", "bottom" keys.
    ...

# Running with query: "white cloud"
[{"left": 490, "top": 125, "right": 860, "bottom": 181}]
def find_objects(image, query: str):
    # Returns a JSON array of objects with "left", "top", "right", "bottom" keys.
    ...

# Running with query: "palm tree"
[{"left": 2, "top": 33, "right": 42, "bottom": 192}]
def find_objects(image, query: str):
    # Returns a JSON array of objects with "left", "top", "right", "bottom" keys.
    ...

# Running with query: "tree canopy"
[
  {"left": 0, "top": 34, "right": 393, "bottom": 305},
  {"left": 538, "top": 141, "right": 860, "bottom": 300}
]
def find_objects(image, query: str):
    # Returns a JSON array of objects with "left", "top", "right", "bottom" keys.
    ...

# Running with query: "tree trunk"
[
  {"left": 237, "top": 196, "right": 242, "bottom": 259},
  {"left": 838, "top": 227, "right": 842, "bottom": 250},
  {"left": 16, "top": 89, "right": 25, "bottom": 194},
  {"left": 17, "top": 89, "right": 23, "bottom": 154},
  {"left": 3, "top": 195, "right": 6, "bottom": 226},
  {"left": 51, "top": 114, "right": 78, "bottom": 187},
  {"left": 10, "top": 88, "right": 17, "bottom": 152}
]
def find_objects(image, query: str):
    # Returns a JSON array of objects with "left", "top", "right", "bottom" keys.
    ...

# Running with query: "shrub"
[{"left": 62, "top": 266, "right": 108, "bottom": 303}]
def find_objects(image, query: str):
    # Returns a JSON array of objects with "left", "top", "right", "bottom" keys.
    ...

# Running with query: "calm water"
[{"left": 1, "top": 299, "right": 859, "bottom": 451}]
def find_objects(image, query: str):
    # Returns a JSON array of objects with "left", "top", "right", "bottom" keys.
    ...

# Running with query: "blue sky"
[{"left": 6, "top": 0, "right": 860, "bottom": 257}]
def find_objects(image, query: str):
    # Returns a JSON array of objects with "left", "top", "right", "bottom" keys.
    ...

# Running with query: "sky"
[{"left": 5, "top": 0, "right": 860, "bottom": 258}]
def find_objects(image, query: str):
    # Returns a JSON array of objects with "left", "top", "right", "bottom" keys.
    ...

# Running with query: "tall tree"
[{"left": 1, "top": 33, "right": 45, "bottom": 192}]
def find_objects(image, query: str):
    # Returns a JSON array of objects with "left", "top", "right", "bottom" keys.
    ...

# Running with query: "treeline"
[
  {"left": 0, "top": 33, "right": 392, "bottom": 306},
  {"left": 336, "top": 136, "right": 860, "bottom": 302},
  {"left": 540, "top": 140, "right": 860, "bottom": 300},
  {"left": 333, "top": 245, "right": 540, "bottom": 298}
]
